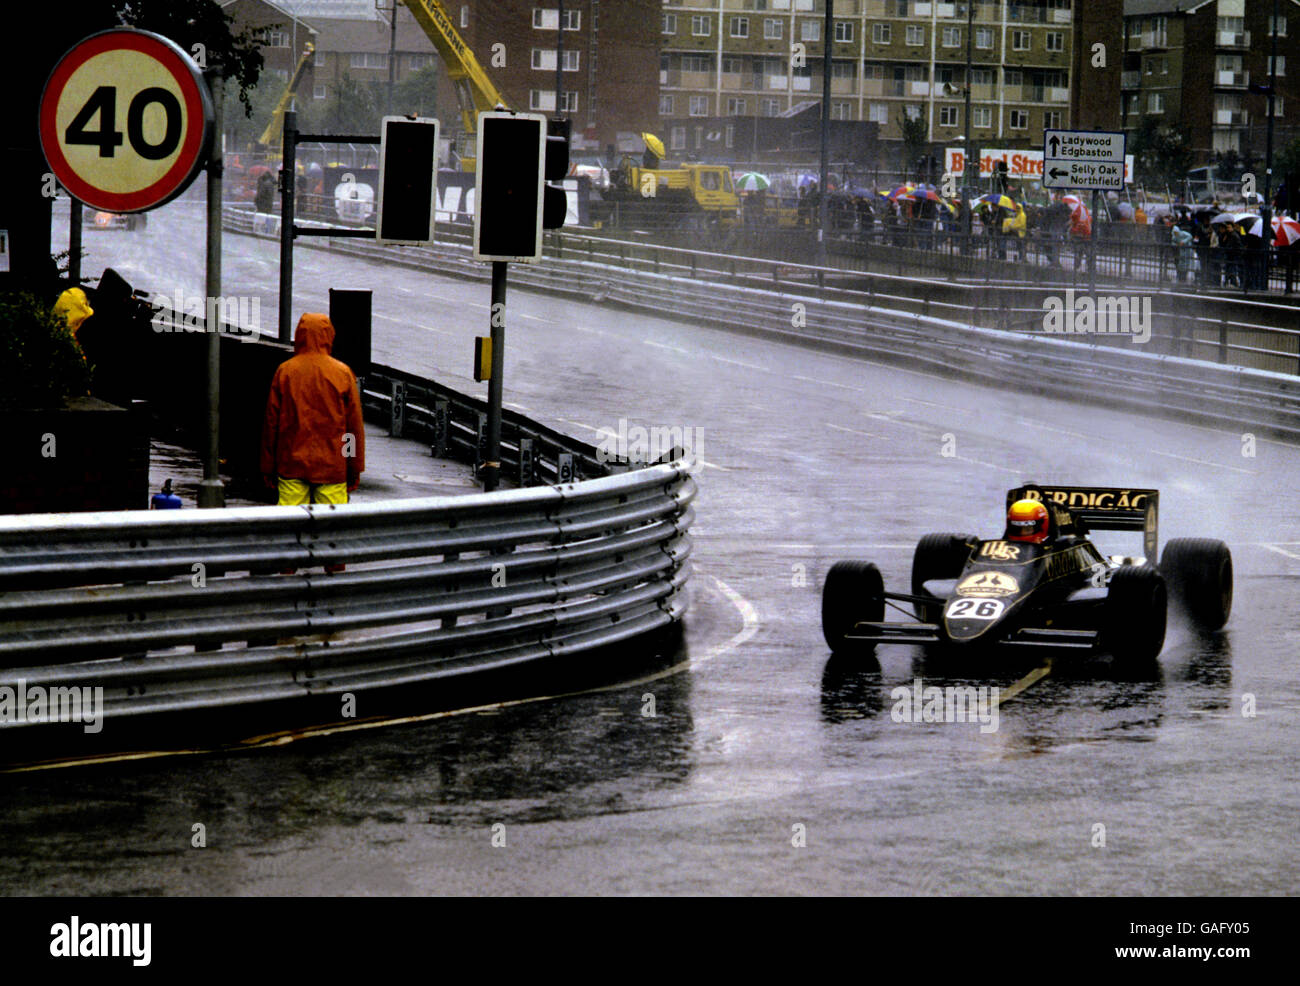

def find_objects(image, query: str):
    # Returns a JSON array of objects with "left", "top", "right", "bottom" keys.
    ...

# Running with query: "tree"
[
  {"left": 321, "top": 75, "right": 381, "bottom": 136},
  {"left": 392, "top": 65, "right": 440, "bottom": 120},
  {"left": 899, "top": 110, "right": 928, "bottom": 175},
  {"left": 1128, "top": 116, "right": 1192, "bottom": 190}
]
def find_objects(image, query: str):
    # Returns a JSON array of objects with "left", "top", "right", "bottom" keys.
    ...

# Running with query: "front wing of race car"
[{"left": 843, "top": 587, "right": 1103, "bottom": 649}]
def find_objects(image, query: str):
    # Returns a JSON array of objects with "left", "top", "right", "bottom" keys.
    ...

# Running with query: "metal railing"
[
  {"left": 0, "top": 458, "right": 695, "bottom": 734},
  {"left": 222, "top": 204, "right": 1300, "bottom": 439}
]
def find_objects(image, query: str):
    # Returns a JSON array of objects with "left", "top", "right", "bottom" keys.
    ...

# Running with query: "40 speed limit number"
[{"left": 39, "top": 29, "right": 213, "bottom": 213}]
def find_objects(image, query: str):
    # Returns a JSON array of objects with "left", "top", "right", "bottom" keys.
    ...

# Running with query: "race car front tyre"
[
  {"left": 1102, "top": 564, "right": 1167, "bottom": 663},
  {"left": 911, "top": 532, "right": 976, "bottom": 620},
  {"left": 822, "top": 560, "right": 884, "bottom": 653},
  {"left": 1159, "top": 537, "right": 1232, "bottom": 631}
]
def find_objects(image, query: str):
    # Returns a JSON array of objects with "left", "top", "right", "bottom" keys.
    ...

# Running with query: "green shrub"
[{"left": 0, "top": 290, "right": 93, "bottom": 409}]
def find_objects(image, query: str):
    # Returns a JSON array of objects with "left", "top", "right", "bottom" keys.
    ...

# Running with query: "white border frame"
[
  {"left": 473, "top": 111, "right": 547, "bottom": 263},
  {"left": 375, "top": 115, "right": 439, "bottom": 245}
]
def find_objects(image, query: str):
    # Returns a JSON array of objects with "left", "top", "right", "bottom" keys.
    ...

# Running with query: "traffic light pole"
[{"left": 482, "top": 260, "right": 508, "bottom": 492}]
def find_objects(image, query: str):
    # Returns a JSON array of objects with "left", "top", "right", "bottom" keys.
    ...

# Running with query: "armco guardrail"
[
  {"left": 225, "top": 207, "right": 1300, "bottom": 441},
  {"left": 0, "top": 458, "right": 694, "bottom": 745}
]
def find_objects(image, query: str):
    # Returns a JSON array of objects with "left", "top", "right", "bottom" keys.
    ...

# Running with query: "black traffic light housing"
[{"left": 543, "top": 118, "right": 570, "bottom": 229}]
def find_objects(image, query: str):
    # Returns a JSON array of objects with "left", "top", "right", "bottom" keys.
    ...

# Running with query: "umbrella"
[
  {"left": 1210, "top": 213, "right": 1237, "bottom": 225},
  {"left": 1232, "top": 212, "right": 1259, "bottom": 224},
  {"left": 641, "top": 132, "right": 666, "bottom": 158},
  {"left": 735, "top": 172, "right": 771, "bottom": 192},
  {"left": 900, "top": 187, "right": 944, "bottom": 204},
  {"left": 797, "top": 173, "right": 821, "bottom": 188},
  {"left": 975, "top": 193, "right": 1017, "bottom": 211},
  {"left": 1244, "top": 215, "right": 1300, "bottom": 245},
  {"left": 886, "top": 183, "right": 917, "bottom": 199}
]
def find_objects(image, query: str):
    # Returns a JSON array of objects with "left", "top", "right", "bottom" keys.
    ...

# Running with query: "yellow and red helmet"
[{"left": 1006, "top": 499, "right": 1050, "bottom": 543}]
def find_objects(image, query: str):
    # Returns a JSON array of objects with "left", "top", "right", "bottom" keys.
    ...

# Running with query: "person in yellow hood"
[
  {"left": 260, "top": 312, "right": 365, "bottom": 508},
  {"left": 1002, "top": 204, "right": 1027, "bottom": 261},
  {"left": 53, "top": 286, "right": 93, "bottom": 338}
]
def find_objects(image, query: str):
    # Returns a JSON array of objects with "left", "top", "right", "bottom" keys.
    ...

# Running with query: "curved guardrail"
[
  {"left": 0, "top": 458, "right": 695, "bottom": 740},
  {"left": 225, "top": 207, "right": 1300, "bottom": 442}
]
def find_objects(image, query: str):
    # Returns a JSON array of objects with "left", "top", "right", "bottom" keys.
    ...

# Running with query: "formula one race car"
[{"left": 822, "top": 484, "right": 1232, "bottom": 662}]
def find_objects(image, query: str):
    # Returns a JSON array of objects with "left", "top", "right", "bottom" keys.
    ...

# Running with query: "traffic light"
[
  {"left": 543, "top": 117, "right": 570, "bottom": 230},
  {"left": 375, "top": 115, "right": 439, "bottom": 244},
  {"left": 474, "top": 111, "right": 547, "bottom": 262}
]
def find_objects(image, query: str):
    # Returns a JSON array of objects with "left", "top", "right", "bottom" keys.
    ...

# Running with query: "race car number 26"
[{"left": 945, "top": 598, "right": 1004, "bottom": 620}]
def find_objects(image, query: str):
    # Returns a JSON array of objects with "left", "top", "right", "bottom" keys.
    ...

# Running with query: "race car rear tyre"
[
  {"left": 1159, "top": 537, "right": 1232, "bottom": 631},
  {"left": 822, "top": 561, "right": 884, "bottom": 653},
  {"left": 911, "top": 532, "right": 976, "bottom": 619},
  {"left": 1102, "top": 564, "right": 1167, "bottom": 663}
]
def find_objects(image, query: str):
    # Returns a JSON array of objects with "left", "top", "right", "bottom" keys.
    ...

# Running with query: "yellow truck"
[{"left": 603, "top": 152, "right": 740, "bottom": 231}]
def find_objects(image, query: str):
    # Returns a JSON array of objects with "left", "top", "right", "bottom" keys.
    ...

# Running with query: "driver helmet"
[{"left": 1006, "top": 498, "right": 1050, "bottom": 543}]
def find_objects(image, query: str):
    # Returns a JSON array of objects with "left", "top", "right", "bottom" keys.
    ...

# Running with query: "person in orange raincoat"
[{"left": 261, "top": 312, "right": 365, "bottom": 509}]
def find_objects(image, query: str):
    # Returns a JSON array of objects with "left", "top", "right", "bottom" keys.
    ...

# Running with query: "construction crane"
[
  {"left": 399, "top": 0, "right": 507, "bottom": 170},
  {"left": 259, "top": 41, "right": 315, "bottom": 157}
]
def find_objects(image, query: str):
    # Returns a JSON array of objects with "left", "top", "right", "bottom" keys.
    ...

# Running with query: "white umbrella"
[{"left": 735, "top": 172, "right": 771, "bottom": 192}]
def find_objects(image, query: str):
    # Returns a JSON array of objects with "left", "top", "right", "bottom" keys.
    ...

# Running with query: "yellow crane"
[
  {"left": 399, "top": 0, "right": 507, "bottom": 170},
  {"left": 259, "top": 42, "right": 316, "bottom": 156}
]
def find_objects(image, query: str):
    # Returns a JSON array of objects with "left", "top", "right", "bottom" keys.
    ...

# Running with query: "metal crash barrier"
[{"left": 0, "top": 458, "right": 695, "bottom": 735}]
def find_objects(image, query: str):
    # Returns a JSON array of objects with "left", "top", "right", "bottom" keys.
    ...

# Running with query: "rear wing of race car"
[{"left": 1008, "top": 484, "right": 1159, "bottom": 560}]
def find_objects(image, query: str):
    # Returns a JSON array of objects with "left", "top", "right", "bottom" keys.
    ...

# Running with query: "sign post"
[
  {"left": 39, "top": 28, "right": 216, "bottom": 500},
  {"left": 1043, "top": 130, "right": 1126, "bottom": 296}
]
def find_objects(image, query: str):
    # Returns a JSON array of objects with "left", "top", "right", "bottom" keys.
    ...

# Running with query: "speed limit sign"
[{"left": 39, "top": 29, "right": 213, "bottom": 213}]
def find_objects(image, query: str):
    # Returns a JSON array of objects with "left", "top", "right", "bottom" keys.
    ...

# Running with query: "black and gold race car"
[{"left": 822, "top": 484, "right": 1232, "bottom": 663}]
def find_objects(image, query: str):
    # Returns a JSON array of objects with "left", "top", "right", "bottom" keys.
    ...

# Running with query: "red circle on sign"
[{"left": 39, "top": 29, "right": 212, "bottom": 213}]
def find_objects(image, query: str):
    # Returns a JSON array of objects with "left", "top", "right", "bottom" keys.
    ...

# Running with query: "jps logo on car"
[
  {"left": 956, "top": 571, "right": 1019, "bottom": 597},
  {"left": 978, "top": 541, "right": 1021, "bottom": 561}
]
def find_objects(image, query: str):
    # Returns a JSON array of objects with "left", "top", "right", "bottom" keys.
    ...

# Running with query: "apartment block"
[
  {"left": 1117, "top": 0, "right": 1300, "bottom": 163},
  {"left": 659, "top": 0, "right": 1075, "bottom": 160}
]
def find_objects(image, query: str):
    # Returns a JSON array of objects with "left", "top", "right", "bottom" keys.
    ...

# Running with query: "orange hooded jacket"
[{"left": 260, "top": 313, "right": 366, "bottom": 487}]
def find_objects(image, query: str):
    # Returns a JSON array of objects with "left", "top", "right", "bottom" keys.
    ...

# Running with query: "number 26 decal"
[{"left": 944, "top": 598, "right": 1004, "bottom": 620}]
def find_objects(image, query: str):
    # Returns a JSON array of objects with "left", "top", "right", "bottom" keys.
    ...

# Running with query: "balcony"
[
  {"left": 1126, "top": 34, "right": 1143, "bottom": 51},
  {"left": 1214, "top": 109, "right": 1250, "bottom": 126},
  {"left": 1141, "top": 31, "right": 1168, "bottom": 49},
  {"left": 1217, "top": 30, "right": 1251, "bottom": 48},
  {"left": 1215, "top": 69, "right": 1249, "bottom": 88},
  {"left": 910, "top": 79, "right": 933, "bottom": 96},
  {"left": 1052, "top": 8, "right": 1072, "bottom": 23},
  {"left": 1121, "top": 70, "right": 1141, "bottom": 88}
]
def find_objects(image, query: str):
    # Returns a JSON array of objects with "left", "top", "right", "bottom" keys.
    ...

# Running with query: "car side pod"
[
  {"left": 1101, "top": 564, "right": 1167, "bottom": 664},
  {"left": 822, "top": 561, "right": 884, "bottom": 653}
]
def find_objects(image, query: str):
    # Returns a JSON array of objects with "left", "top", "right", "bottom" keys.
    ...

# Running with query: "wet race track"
[{"left": 4, "top": 198, "right": 1298, "bottom": 895}]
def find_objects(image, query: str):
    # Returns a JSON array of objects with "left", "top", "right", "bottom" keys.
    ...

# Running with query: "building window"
[
  {"left": 761, "top": 97, "right": 781, "bottom": 116},
  {"left": 1271, "top": 15, "right": 1287, "bottom": 37},
  {"left": 942, "top": 27, "right": 960, "bottom": 47},
  {"left": 904, "top": 103, "right": 922, "bottom": 120},
  {"left": 727, "top": 97, "right": 746, "bottom": 114},
  {"left": 867, "top": 102, "right": 888, "bottom": 124},
  {"left": 873, "top": 23, "right": 892, "bottom": 44},
  {"left": 561, "top": 90, "right": 578, "bottom": 112},
  {"left": 828, "top": 101, "right": 849, "bottom": 120},
  {"left": 1150, "top": 15, "right": 1166, "bottom": 46},
  {"left": 532, "top": 8, "right": 558, "bottom": 30},
  {"left": 764, "top": 19, "right": 783, "bottom": 40},
  {"left": 835, "top": 21, "right": 853, "bottom": 43},
  {"left": 1045, "top": 110, "right": 1062, "bottom": 129},
  {"left": 832, "top": 60, "right": 856, "bottom": 79},
  {"left": 408, "top": 54, "right": 433, "bottom": 70},
  {"left": 971, "top": 67, "right": 993, "bottom": 85},
  {"left": 689, "top": 95, "right": 709, "bottom": 116},
  {"left": 976, "top": 27, "right": 993, "bottom": 49},
  {"left": 1009, "top": 108, "right": 1029, "bottom": 129},
  {"left": 531, "top": 49, "right": 556, "bottom": 71},
  {"left": 731, "top": 16, "right": 749, "bottom": 38},
  {"left": 348, "top": 53, "right": 388, "bottom": 69},
  {"left": 906, "top": 25, "right": 924, "bottom": 46},
  {"left": 1270, "top": 55, "right": 1286, "bottom": 76},
  {"left": 562, "top": 50, "right": 580, "bottom": 71},
  {"left": 1005, "top": 69, "right": 1023, "bottom": 87},
  {"left": 262, "top": 30, "right": 289, "bottom": 47},
  {"left": 1271, "top": 97, "right": 1285, "bottom": 116},
  {"left": 802, "top": 20, "right": 821, "bottom": 42},
  {"left": 1148, "top": 92, "right": 1164, "bottom": 113},
  {"left": 681, "top": 54, "right": 711, "bottom": 73},
  {"left": 313, "top": 84, "right": 327, "bottom": 100},
  {"left": 529, "top": 89, "right": 553, "bottom": 111},
  {"left": 670, "top": 126, "right": 686, "bottom": 150},
  {"left": 1011, "top": 31, "right": 1031, "bottom": 51},
  {"left": 723, "top": 56, "right": 743, "bottom": 74},
  {"left": 863, "top": 62, "right": 884, "bottom": 80},
  {"left": 1046, "top": 32, "right": 1063, "bottom": 52},
  {"left": 663, "top": 13, "right": 677, "bottom": 34},
  {"left": 460, "top": 5, "right": 468, "bottom": 29},
  {"left": 973, "top": 106, "right": 992, "bottom": 127},
  {"left": 939, "top": 105, "right": 959, "bottom": 126},
  {"left": 692, "top": 15, "right": 711, "bottom": 36},
  {"left": 660, "top": 94, "right": 674, "bottom": 115}
]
